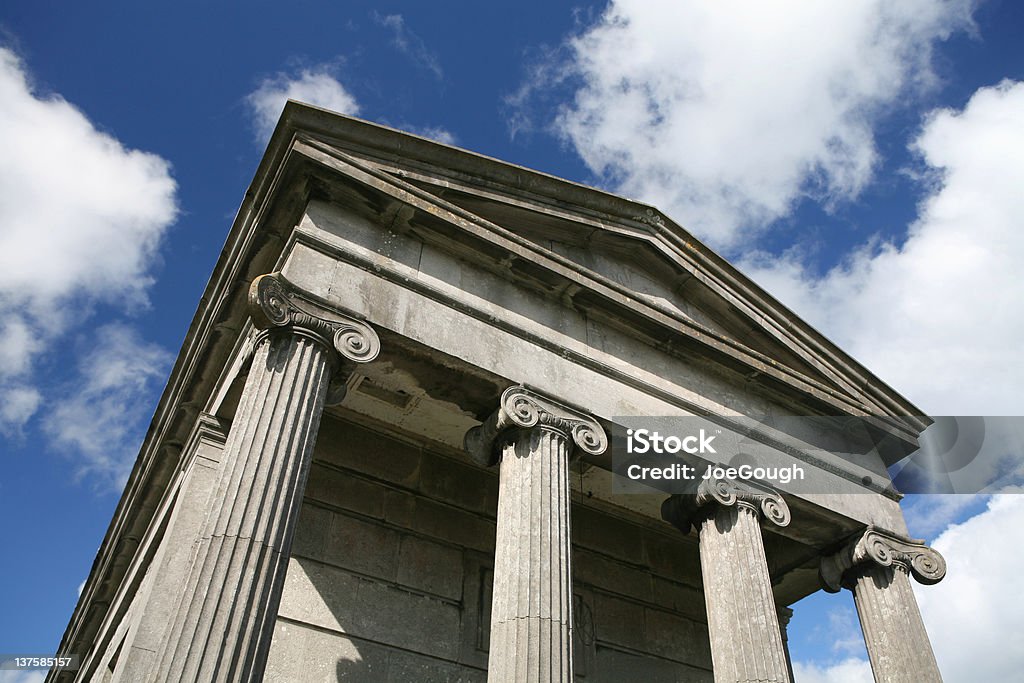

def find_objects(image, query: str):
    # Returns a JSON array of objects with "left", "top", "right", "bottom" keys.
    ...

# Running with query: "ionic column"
[
  {"left": 820, "top": 527, "right": 946, "bottom": 683},
  {"left": 156, "top": 273, "right": 380, "bottom": 682},
  {"left": 662, "top": 475, "right": 793, "bottom": 683},
  {"left": 465, "top": 386, "right": 607, "bottom": 683}
]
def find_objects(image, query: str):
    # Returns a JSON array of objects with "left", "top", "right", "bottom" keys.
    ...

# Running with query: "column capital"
[
  {"left": 661, "top": 473, "right": 791, "bottom": 535},
  {"left": 820, "top": 526, "right": 946, "bottom": 593},
  {"left": 464, "top": 385, "right": 608, "bottom": 466},
  {"left": 249, "top": 273, "right": 380, "bottom": 403}
]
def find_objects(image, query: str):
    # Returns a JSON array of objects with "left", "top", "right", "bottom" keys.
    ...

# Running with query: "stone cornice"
[
  {"left": 248, "top": 272, "right": 380, "bottom": 404},
  {"left": 820, "top": 526, "right": 947, "bottom": 592},
  {"left": 464, "top": 385, "right": 608, "bottom": 466},
  {"left": 661, "top": 474, "right": 792, "bottom": 535},
  {"left": 287, "top": 112, "right": 930, "bottom": 434}
]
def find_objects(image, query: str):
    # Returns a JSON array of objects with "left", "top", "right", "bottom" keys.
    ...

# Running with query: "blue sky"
[{"left": 1, "top": 2, "right": 1022, "bottom": 681}]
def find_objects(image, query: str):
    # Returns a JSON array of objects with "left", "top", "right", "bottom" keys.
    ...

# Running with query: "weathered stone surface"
[
  {"left": 663, "top": 476, "right": 792, "bottom": 683},
  {"left": 56, "top": 107, "right": 943, "bottom": 683},
  {"left": 292, "top": 503, "right": 332, "bottom": 559},
  {"left": 396, "top": 534, "right": 464, "bottom": 600},
  {"left": 313, "top": 418, "right": 423, "bottom": 487},
  {"left": 277, "top": 558, "right": 463, "bottom": 660},
  {"left": 853, "top": 567, "right": 943, "bottom": 682},
  {"left": 593, "top": 592, "right": 648, "bottom": 652},
  {"left": 112, "top": 423, "right": 225, "bottom": 683},
  {"left": 821, "top": 527, "right": 946, "bottom": 682},
  {"left": 151, "top": 274, "right": 381, "bottom": 683},
  {"left": 264, "top": 620, "right": 391, "bottom": 682},
  {"left": 593, "top": 645, "right": 713, "bottom": 683},
  {"left": 488, "top": 427, "right": 576, "bottom": 683},
  {"left": 466, "top": 386, "right": 608, "bottom": 683},
  {"left": 154, "top": 330, "right": 335, "bottom": 682},
  {"left": 304, "top": 463, "right": 389, "bottom": 518}
]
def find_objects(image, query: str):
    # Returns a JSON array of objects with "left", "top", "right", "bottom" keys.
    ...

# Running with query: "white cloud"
[
  {"left": 373, "top": 13, "right": 443, "bottom": 80},
  {"left": 902, "top": 493, "right": 988, "bottom": 538},
  {"left": 43, "top": 324, "right": 172, "bottom": 488},
  {"left": 742, "top": 80, "right": 1024, "bottom": 415},
  {"left": 0, "top": 385, "right": 41, "bottom": 436},
  {"left": 824, "top": 606, "right": 864, "bottom": 656},
  {"left": 0, "top": 671, "right": 47, "bottom": 683},
  {"left": 537, "top": 0, "right": 972, "bottom": 248},
  {"left": 0, "top": 318, "right": 42, "bottom": 377},
  {"left": 403, "top": 124, "right": 456, "bottom": 146},
  {"left": 246, "top": 65, "right": 361, "bottom": 141},
  {"left": 793, "top": 657, "right": 873, "bottom": 683},
  {"left": 915, "top": 495, "right": 1024, "bottom": 681},
  {"left": 0, "top": 47, "right": 177, "bottom": 431}
]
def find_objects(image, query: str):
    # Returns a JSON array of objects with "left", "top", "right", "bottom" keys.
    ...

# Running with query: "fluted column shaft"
[
  {"left": 821, "top": 527, "right": 947, "bottom": 683},
  {"left": 154, "top": 272, "right": 380, "bottom": 683},
  {"left": 464, "top": 386, "right": 607, "bottom": 683},
  {"left": 662, "top": 477, "right": 792, "bottom": 683},
  {"left": 157, "top": 330, "right": 332, "bottom": 682},
  {"left": 853, "top": 565, "right": 942, "bottom": 681},
  {"left": 490, "top": 427, "right": 574, "bottom": 682},
  {"left": 699, "top": 503, "right": 791, "bottom": 683}
]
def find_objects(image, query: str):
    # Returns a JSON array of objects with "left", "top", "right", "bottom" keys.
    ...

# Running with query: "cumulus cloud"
[
  {"left": 902, "top": 493, "right": 989, "bottom": 538},
  {"left": 915, "top": 495, "right": 1024, "bottom": 680},
  {"left": 529, "top": 0, "right": 972, "bottom": 247},
  {"left": 0, "top": 385, "right": 41, "bottom": 435},
  {"left": 44, "top": 324, "right": 172, "bottom": 488},
  {"left": 0, "top": 47, "right": 177, "bottom": 432},
  {"left": 246, "top": 65, "right": 361, "bottom": 141},
  {"left": 742, "top": 80, "right": 1024, "bottom": 415},
  {"left": 793, "top": 657, "right": 872, "bottom": 683},
  {"left": 0, "top": 671, "right": 47, "bottom": 683}
]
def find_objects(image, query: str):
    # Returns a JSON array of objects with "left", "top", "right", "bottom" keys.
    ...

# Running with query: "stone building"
[{"left": 52, "top": 102, "right": 947, "bottom": 682}]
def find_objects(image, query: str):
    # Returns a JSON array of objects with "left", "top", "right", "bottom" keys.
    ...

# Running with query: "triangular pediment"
[{"left": 273, "top": 102, "right": 924, "bottom": 427}]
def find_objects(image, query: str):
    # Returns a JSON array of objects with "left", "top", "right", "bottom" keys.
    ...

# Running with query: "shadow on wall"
[{"left": 265, "top": 498, "right": 491, "bottom": 682}]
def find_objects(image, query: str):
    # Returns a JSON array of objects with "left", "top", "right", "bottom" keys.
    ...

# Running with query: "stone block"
[
  {"left": 650, "top": 576, "right": 706, "bottom": 622},
  {"left": 573, "top": 547, "right": 654, "bottom": 604},
  {"left": 643, "top": 607, "right": 711, "bottom": 666},
  {"left": 278, "top": 558, "right": 463, "bottom": 660},
  {"left": 417, "top": 453, "right": 495, "bottom": 516},
  {"left": 305, "top": 199, "right": 425, "bottom": 272},
  {"left": 304, "top": 463, "right": 387, "bottom": 519},
  {"left": 315, "top": 418, "right": 423, "bottom": 488},
  {"left": 386, "top": 650, "right": 485, "bottom": 683},
  {"left": 571, "top": 504, "right": 646, "bottom": 562},
  {"left": 265, "top": 619, "right": 391, "bottom": 682},
  {"left": 382, "top": 488, "right": 418, "bottom": 528},
  {"left": 408, "top": 497, "right": 496, "bottom": 553},
  {"left": 644, "top": 534, "right": 702, "bottom": 588},
  {"left": 591, "top": 593, "right": 646, "bottom": 651},
  {"left": 593, "top": 645, "right": 711, "bottom": 683},
  {"left": 323, "top": 513, "right": 401, "bottom": 580},
  {"left": 396, "top": 534, "right": 464, "bottom": 600},
  {"left": 292, "top": 503, "right": 331, "bottom": 559}
]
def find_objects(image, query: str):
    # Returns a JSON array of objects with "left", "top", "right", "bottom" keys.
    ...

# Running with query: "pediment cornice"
[{"left": 270, "top": 108, "right": 926, "bottom": 440}]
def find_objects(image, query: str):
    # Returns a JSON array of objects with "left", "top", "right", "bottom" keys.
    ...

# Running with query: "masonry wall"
[{"left": 264, "top": 415, "right": 714, "bottom": 682}]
